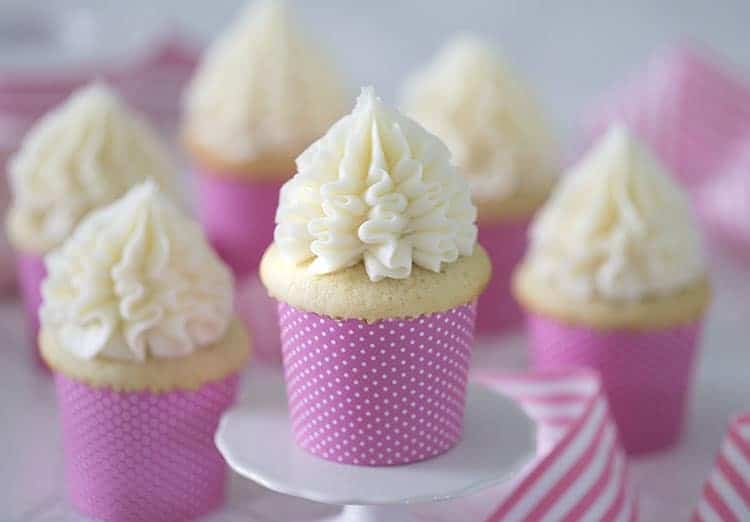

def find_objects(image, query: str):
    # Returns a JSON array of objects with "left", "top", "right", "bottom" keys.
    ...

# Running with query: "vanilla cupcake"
[
  {"left": 5, "top": 84, "right": 175, "bottom": 366},
  {"left": 402, "top": 35, "right": 558, "bottom": 334},
  {"left": 40, "top": 181, "right": 250, "bottom": 521},
  {"left": 182, "top": 0, "right": 348, "bottom": 278},
  {"left": 261, "top": 87, "right": 490, "bottom": 466},
  {"left": 513, "top": 126, "right": 710, "bottom": 454}
]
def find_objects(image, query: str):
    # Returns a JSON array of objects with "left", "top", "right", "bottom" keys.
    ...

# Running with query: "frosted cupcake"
[
  {"left": 261, "top": 87, "right": 491, "bottom": 466},
  {"left": 40, "top": 181, "right": 250, "bottom": 521},
  {"left": 182, "top": 0, "right": 348, "bottom": 278},
  {"left": 513, "top": 126, "right": 710, "bottom": 454},
  {"left": 402, "top": 35, "right": 558, "bottom": 335},
  {"left": 6, "top": 84, "right": 175, "bottom": 366}
]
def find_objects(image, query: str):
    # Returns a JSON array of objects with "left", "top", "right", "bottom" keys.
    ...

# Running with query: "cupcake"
[
  {"left": 402, "top": 35, "right": 558, "bottom": 335},
  {"left": 5, "top": 84, "right": 175, "bottom": 366},
  {"left": 182, "top": 0, "right": 348, "bottom": 279},
  {"left": 40, "top": 181, "right": 250, "bottom": 521},
  {"left": 261, "top": 87, "right": 491, "bottom": 466},
  {"left": 513, "top": 126, "right": 710, "bottom": 454}
]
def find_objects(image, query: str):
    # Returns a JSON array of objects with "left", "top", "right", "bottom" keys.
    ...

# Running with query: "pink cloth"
[
  {"left": 194, "top": 170, "right": 282, "bottom": 279},
  {"left": 54, "top": 371, "right": 239, "bottom": 522},
  {"left": 16, "top": 253, "right": 45, "bottom": 368},
  {"left": 278, "top": 301, "right": 477, "bottom": 466},
  {"left": 0, "top": 159, "right": 14, "bottom": 293},
  {"left": 476, "top": 219, "right": 529, "bottom": 335},
  {"left": 697, "top": 133, "right": 750, "bottom": 258},
  {"left": 693, "top": 412, "right": 750, "bottom": 521},
  {"left": 582, "top": 46, "right": 750, "bottom": 189},
  {"left": 527, "top": 313, "right": 703, "bottom": 454},
  {"left": 477, "top": 370, "right": 638, "bottom": 521},
  {"left": 0, "top": 34, "right": 197, "bottom": 141}
]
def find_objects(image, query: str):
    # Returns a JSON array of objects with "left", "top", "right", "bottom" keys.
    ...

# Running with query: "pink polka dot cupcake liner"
[
  {"left": 278, "top": 301, "right": 477, "bottom": 466},
  {"left": 194, "top": 169, "right": 282, "bottom": 279},
  {"left": 476, "top": 219, "right": 529, "bottom": 335},
  {"left": 53, "top": 372, "right": 240, "bottom": 522},
  {"left": 16, "top": 253, "right": 46, "bottom": 369},
  {"left": 527, "top": 312, "right": 703, "bottom": 454}
]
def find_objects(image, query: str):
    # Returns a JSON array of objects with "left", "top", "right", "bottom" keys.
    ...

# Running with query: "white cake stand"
[{"left": 216, "top": 375, "right": 536, "bottom": 522}]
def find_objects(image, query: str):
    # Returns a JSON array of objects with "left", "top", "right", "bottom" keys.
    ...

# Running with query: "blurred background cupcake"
[
  {"left": 5, "top": 83, "right": 175, "bottom": 367},
  {"left": 261, "top": 87, "right": 490, "bottom": 466},
  {"left": 401, "top": 35, "right": 558, "bottom": 336},
  {"left": 40, "top": 181, "right": 250, "bottom": 521},
  {"left": 181, "top": 0, "right": 348, "bottom": 279},
  {"left": 513, "top": 125, "right": 710, "bottom": 454}
]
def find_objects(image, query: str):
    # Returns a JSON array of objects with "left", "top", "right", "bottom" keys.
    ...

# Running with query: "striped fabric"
[
  {"left": 0, "top": 36, "right": 197, "bottom": 151},
  {"left": 581, "top": 46, "right": 750, "bottom": 189},
  {"left": 693, "top": 413, "right": 750, "bottom": 522},
  {"left": 476, "top": 370, "right": 638, "bottom": 522},
  {"left": 697, "top": 135, "right": 750, "bottom": 257}
]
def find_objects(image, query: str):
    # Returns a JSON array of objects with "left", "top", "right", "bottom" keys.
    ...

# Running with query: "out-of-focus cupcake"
[
  {"left": 182, "top": 0, "right": 348, "bottom": 279},
  {"left": 513, "top": 126, "right": 710, "bottom": 454},
  {"left": 402, "top": 35, "right": 558, "bottom": 335},
  {"left": 261, "top": 87, "right": 491, "bottom": 466},
  {"left": 40, "top": 181, "right": 250, "bottom": 521},
  {"left": 5, "top": 84, "right": 175, "bottom": 366}
]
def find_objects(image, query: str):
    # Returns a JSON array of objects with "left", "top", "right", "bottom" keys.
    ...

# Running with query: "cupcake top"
[
  {"left": 263, "top": 87, "right": 490, "bottom": 321},
  {"left": 182, "top": 0, "right": 348, "bottom": 177},
  {"left": 518, "top": 126, "right": 707, "bottom": 308},
  {"left": 401, "top": 35, "right": 557, "bottom": 220},
  {"left": 41, "top": 181, "right": 235, "bottom": 363},
  {"left": 6, "top": 83, "right": 175, "bottom": 254}
]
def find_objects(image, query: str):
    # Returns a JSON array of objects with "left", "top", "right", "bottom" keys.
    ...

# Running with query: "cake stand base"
[{"left": 216, "top": 375, "right": 536, "bottom": 522}]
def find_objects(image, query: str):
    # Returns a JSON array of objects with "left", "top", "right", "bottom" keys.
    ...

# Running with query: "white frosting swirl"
[
  {"left": 6, "top": 83, "right": 175, "bottom": 253},
  {"left": 401, "top": 35, "right": 557, "bottom": 203},
  {"left": 275, "top": 87, "right": 478, "bottom": 282},
  {"left": 41, "top": 181, "right": 234, "bottom": 361},
  {"left": 525, "top": 126, "right": 705, "bottom": 301},
  {"left": 183, "top": 0, "right": 348, "bottom": 166}
]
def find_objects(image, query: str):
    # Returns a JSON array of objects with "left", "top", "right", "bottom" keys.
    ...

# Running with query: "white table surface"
[{"left": 1, "top": 248, "right": 748, "bottom": 522}]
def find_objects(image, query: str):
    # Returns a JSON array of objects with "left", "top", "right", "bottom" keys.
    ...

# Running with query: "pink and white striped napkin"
[
  {"left": 0, "top": 33, "right": 197, "bottom": 149},
  {"left": 477, "top": 370, "right": 638, "bottom": 522},
  {"left": 582, "top": 46, "right": 750, "bottom": 190},
  {"left": 696, "top": 134, "right": 750, "bottom": 258},
  {"left": 693, "top": 412, "right": 750, "bottom": 522}
]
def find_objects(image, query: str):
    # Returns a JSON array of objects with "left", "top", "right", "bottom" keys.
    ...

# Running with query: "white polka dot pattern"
[
  {"left": 54, "top": 372, "right": 240, "bottom": 521},
  {"left": 279, "top": 302, "right": 477, "bottom": 466}
]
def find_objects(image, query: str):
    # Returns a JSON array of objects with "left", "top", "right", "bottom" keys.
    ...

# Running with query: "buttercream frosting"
[
  {"left": 401, "top": 35, "right": 556, "bottom": 205},
  {"left": 6, "top": 83, "right": 175, "bottom": 253},
  {"left": 524, "top": 126, "right": 705, "bottom": 301},
  {"left": 41, "top": 181, "right": 234, "bottom": 361},
  {"left": 183, "top": 0, "right": 348, "bottom": 169},
  {"left": 274, "top": 87, "right": 478, "bottom": 282}
]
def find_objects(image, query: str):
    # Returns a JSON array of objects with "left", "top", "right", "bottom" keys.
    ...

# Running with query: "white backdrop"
[{"left": 3, "top": 0, "right": 749, "bottom": 139}]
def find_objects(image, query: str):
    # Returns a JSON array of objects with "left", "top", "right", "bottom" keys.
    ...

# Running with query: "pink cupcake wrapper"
[
  {"left": 194, "top": 169, "right": 283, "bottom": 278},
  {"left": 278, "top": 301, "right": 477, "bottom": 466},
  {"left": 527, "top": 312, "right": 703, "bottom": 454},
  {"left": 16, "top": 253, "right": 46, "bottom": 368},
  {"left": 54, "top": 371, "right": 240, "bottom": 522},
  {"left": 235, "top": 273, "right": 282, "bottom": 365},
  {"left": 476, "top": 219, "right": 529, "bottom": 335}
]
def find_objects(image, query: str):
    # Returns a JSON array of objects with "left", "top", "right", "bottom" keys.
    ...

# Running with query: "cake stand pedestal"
[{"left": 215, "top": 377, "right": 536, "bottom": 522}]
